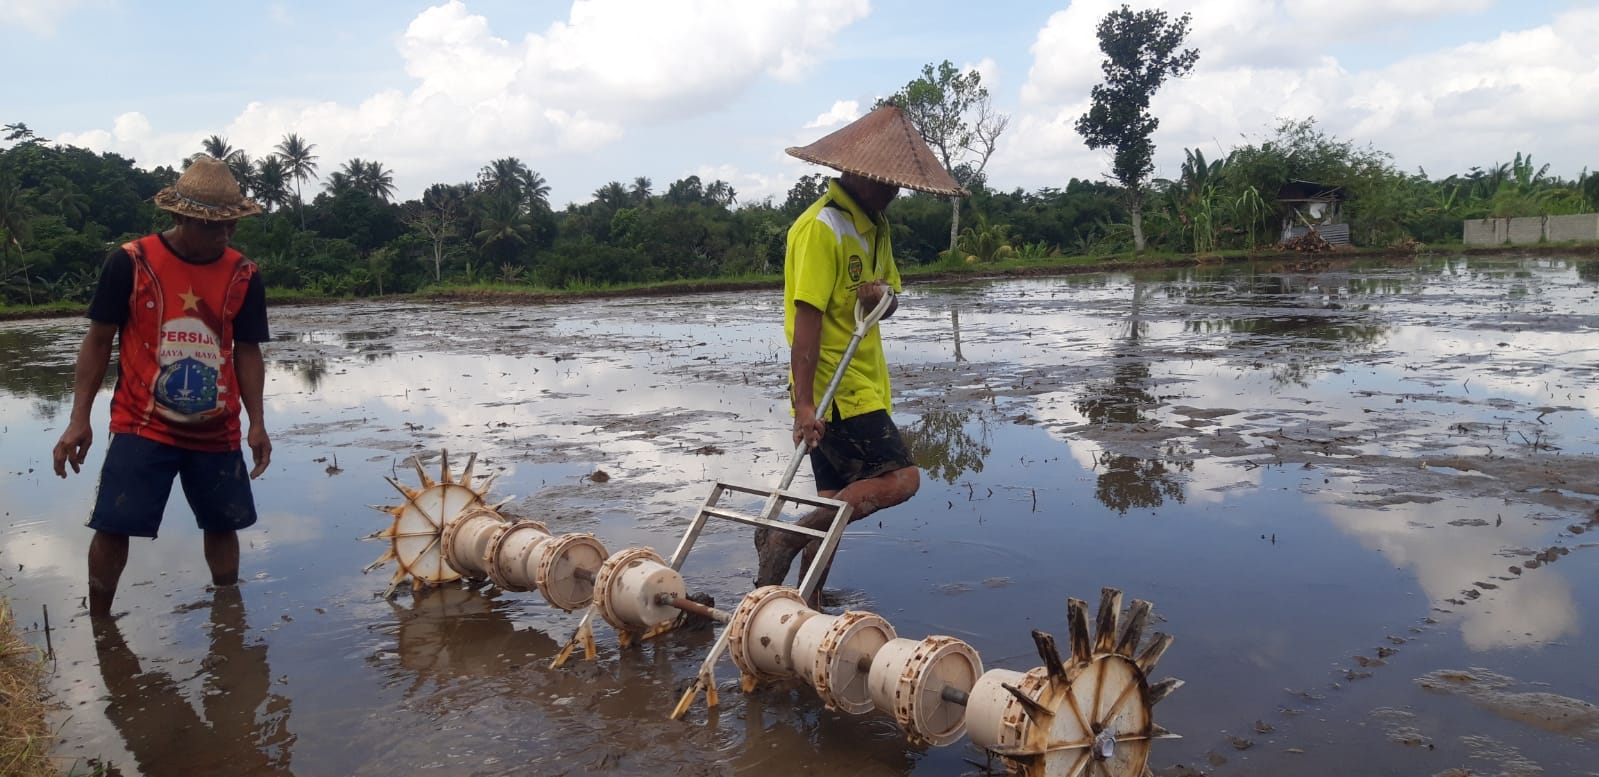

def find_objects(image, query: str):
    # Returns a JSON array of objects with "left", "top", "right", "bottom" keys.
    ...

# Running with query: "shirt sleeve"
[
  {"left": 233, "top": 273, "right": 270, "bottom": 343},
  {"left": 789, "top": 218, "right": 838, "bottom": 313},
  {"left": 86, "top": 249, "right": 133, "bottom": 326}
]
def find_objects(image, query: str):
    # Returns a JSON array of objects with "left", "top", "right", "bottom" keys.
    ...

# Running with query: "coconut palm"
[
  {"left": 254, "top": 157, "right": 291, "bottom": 213},
  {"left": 0, "top": 174, "right": 35, "bottom": 303},
  {"left": 273, "top": 133, "right": 319, "bottom": 228},
  {"left": 202, "top": 135, "right": 246, "bottom": 165},
  {"left": 354, "top": 159, "right": 396, "bottom": 202},
  {"left": 592, "top": 181, "right": 629, "bottom": 211},
  {"left": 227, "top": 152, "right": 257, "bottom": 197},
  {"left": 478, "top": 157, "right": 549, "bottom": 212},
  {"left": 630, "top": 176, "right": 652, "bottom": 205},
  {"left": 475, "top": 192, "right": 532, "bottom": 265}
]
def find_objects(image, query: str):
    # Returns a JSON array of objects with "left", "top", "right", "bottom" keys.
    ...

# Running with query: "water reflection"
[
  {"left": 903, "top": 407, "right": 991, "bottom": 484},
  {"left": 385, "top": 585, "right": 557, "bottom": 687},
  {"left": 1070, "top": 280, "right": 1195, "bottom": 514},
  {"left": 91, "top": 588, "right": 296, "bottom": 777},
  {"left": 0, "top": 325, "right": 78, "bottom": 403},
  {"left": 949, "top": 308, "right": 966, "bottom": 363}
]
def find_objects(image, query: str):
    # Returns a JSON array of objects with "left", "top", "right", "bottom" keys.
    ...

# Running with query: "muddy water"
[{"left": 3, "top": 253, "right": 1598, "bottom": 777}]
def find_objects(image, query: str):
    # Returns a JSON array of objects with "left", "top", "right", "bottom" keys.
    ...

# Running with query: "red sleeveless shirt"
[{"left": 109, "top": 234, "right": 258, "bottom": 452}]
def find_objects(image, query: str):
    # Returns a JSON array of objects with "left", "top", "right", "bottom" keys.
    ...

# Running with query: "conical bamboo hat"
[{"left": 786, "top": 105, "right": 968, "bottom": 197}]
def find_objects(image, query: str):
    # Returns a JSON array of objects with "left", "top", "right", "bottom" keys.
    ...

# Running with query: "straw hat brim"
[
  {"left": 785, "top": 146, "right": 969, "bottom": 197},
  {"left": 153, "top": 187, "right": 264, "bottom": 220}
]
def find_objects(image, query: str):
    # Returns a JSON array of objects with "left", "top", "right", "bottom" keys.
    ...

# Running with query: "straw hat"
[
  {"left": 153, "top": 156, "right": 263, "bottom": 220},
  {"left": 786, "top": 105, "right": 968, "bottom": 197}
]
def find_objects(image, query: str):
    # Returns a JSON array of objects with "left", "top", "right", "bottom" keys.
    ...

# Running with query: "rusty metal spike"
[
  {"left": 488, "top": 496, "right": 514, "bottom": 511},
  {"left": 1032, "top": 629, "right": 1068, "bottom": 680},
  {"left": 478, "top": 472, "right": 499, "bottom": 497},
  {"left": 1149, "top": 724, "right": 1180, "bottom": 740},
  {"left": 384, "top": 476, "right": 417, "bottom": 501},
  {"left": 1094, "top": 588, "right": 1123, "bottom": 654},
  {"left": 439, "top": 449, "right": 452, "bottom": 484},
  {"left": 1147, "top": 677, "right": 1184, "bottom": 705},
  {"left": 410, "top": 456, "right": 434, "bottom": 488},
  {"left": 1001, "top": 681, "right": 1053, "bottom": 720},
  {"left": 1136, "top": 632, "right": 1173, "bottom": 675},
  {"left": 459, "top": 452, "right": 477, "bottom": 490},
  {"left": 1067, "top": 598, "right": 1092, "bottom": 663},
  {"left": 1141, "top": 767, "right": 1156, "bottom": 777},
  {"left": 368, "top": 503, "right": 397, "bottom": 514},
  {"left": 364, "top": 549, "right": 396, "bottom": 572},
  {"left": 1116, "top": 600, "right": 1152, "bottom": 657}
]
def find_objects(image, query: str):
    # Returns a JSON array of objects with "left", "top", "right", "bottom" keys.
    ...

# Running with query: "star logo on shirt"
[{"left": 178, "top": 287, "right": 201, "bottom": 312}]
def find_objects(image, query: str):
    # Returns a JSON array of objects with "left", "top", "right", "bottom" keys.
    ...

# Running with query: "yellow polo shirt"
[{"left": 783, "top": 179, "right": 903, "bottom": 419}]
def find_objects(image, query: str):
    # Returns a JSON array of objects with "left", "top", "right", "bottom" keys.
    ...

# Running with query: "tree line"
[{"left": 5, "top": 5, "right": 1599, "bottom": 308}]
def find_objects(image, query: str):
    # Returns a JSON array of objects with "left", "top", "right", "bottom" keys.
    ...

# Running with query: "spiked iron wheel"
[
  {"left": 967, "top": 589, "right": 1181, "bottom": 777},
  {"left": 366, "top": 451, "right": 502, "bottom": 597}
]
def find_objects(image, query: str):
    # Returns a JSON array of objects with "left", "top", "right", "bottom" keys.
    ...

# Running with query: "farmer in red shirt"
[{"left": 53, "top": 156, "right": 272, "bottom": 618}]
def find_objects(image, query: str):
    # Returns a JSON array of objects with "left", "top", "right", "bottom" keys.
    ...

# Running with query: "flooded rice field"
[{"left": 3, "top": 253, "right": 1599, "bottom": 777}]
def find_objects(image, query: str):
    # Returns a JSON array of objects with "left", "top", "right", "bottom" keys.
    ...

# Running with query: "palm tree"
[
  {"left": 475, "top": 193, "right": 532, "bottom": 266},
  {"left": 525, "top": 169, "right": 550, "bottom": 212},
  {"left": 323, "top": 170, "right": 355, "bottom": 197},
  {"left": 254, "top": 157, "right": 291, "bottom": 213},
  {"left": 479, "top": 157, "right": 531, "bottom": 201},
  {"left": 202, "top": 135, "right": 245, "bottom": 165},
  {"left": 273, "top": 133, "right": 319, "bottom": 228},
  {"left": 592, "top": 181, "right": 629, "bottom": 211},
  {"left": 0, "top": 174, "right": 36, "bottom": 303},
  {"left": 630, "top": 176, "right": 652, "bottom": 205},
  {"left": 227, "top": 152, "right": 257, "bottom": 197},
  {"left": 478, "top": 157, "right": 549, "bottom": 213},
  {"left": 705, "top": 179, "right": 737, "bottom": 208},
  {"left": 358, "top": 160, "right": 396, "bottom": 202}
]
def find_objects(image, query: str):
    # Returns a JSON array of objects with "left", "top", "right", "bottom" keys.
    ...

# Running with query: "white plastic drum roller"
[
  {"left": 967, "top": 589, "right": 1183, "bottom": 777},
  {"left": 484, "top": 521, "right": 553, "bottom": 593},
  {"left": 533, "top": 533, "right": 608, "bottom": 611},
  {"left": 593, "top": 547, "right": 687, "bottom": 633},
  {"left": 726, "top": 586, "right": 817, "bottom": 686},
  {"left": 440, "top": 506, "right": 510, "bottom": 581},
  {"left": 867, "top": 635, "right": 982, "bottom": 747},
  {"left": 963, "top": 668, "right": 1036, "bottom": 753},
  {"left": 791, "top": 610, "right": 896, "bottom": 714}
]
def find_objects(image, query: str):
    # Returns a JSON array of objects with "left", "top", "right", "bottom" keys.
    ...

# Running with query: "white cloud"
[
  {"left": 45, "top": 0, "right": 870, "bottom": 201},
  {"left": 805, "top": 100, "right": 860, "bottom": 129},
  {"left": 1002, "top": 2, "right": 1599, "bottom": 187},
  {"left": 0, "top": 0, "right": 86, "bottom": 36}
]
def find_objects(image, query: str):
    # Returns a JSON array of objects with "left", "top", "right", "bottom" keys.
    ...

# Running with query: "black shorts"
[
  {"left": 809, "top": 409, "right": 915, "bottom": 493},
  {"left": 88, "top": 434, "right": 258, "bottom": 538}
]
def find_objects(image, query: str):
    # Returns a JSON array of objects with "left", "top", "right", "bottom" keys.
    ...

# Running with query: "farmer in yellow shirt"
[{"left": 756, "top": 105, "right": 969, "bottom": 607}]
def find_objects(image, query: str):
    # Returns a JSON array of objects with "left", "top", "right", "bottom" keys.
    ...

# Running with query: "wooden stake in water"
[{"left": 42, "top": 603, "right": 53, "bottom": 659}]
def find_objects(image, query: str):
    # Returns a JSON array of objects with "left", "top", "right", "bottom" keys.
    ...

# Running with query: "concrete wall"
[
  {"left": 1464, "top": 213, "right": 1599, "bottom": 245},
  {"left": 1545, "top": 213, "right": 1599, "bottom": 243},
  {"left": 1463, "top": 218, "right": 1504, "bottom": 246},
  {"left": 1507, "top": 217, "right": 1545, "bottom": 245}
]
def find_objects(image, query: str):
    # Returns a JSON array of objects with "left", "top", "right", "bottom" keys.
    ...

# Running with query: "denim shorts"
[
  {"left": 809, "top": 409, "right": 915, "bottom": 493},
  {"left": 88, "top": 434, "right": 258, "bottom": 538}
]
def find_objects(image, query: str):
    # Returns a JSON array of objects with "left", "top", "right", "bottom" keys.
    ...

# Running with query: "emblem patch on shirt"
[
  {"left": 155, "top": 316, "right": 226, "bottom": 421},
  {"left": 848, "top": 255, "right": 863, "bottom": 283}
]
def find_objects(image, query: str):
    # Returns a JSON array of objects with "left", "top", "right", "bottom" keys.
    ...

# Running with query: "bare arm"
[
  {"left": 234, "top": 341, "right": 272, "bottom": 478},
  {"left": 790, "top": 301, "right": 825, "bottom": 447},
  {"left": 53, "top": 322, "right": 118, "bottom": 477}
]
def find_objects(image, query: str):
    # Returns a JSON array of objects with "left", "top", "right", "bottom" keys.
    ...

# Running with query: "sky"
[{"left": 2, "top": 0, "right": 1595, "bottom": 208}]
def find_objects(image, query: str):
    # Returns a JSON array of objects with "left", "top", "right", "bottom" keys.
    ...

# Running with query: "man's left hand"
[
  {"left": 857, "top": 280, "right": 889, "bottom": 310},
  {"left": 247, "top": 426, "right": 272, "bottom": 479}
]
